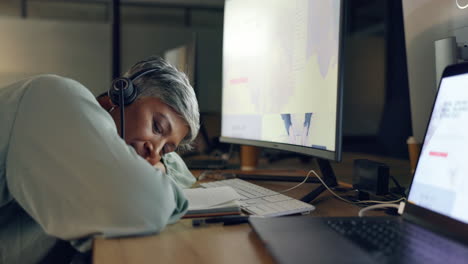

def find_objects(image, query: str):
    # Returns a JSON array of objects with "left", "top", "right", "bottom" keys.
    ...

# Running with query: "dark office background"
[{"left": 0, "top": 0, "right": 412, "bottom": 159}]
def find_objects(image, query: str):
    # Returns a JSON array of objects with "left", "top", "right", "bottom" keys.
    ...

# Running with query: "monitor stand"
[
  {"left": 300, "top": 158, "right": 338, "bottom": 203},
  {"left": 235, "top": 158, "right": 338, "bottom": 203}
]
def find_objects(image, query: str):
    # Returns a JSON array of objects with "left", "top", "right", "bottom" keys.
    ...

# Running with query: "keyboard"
[
  {"left": 326, "top": 218, "right": 468, "bottom": 263},
  {"left": 200, "top": 178, "right": 315, "bottom": 217}
]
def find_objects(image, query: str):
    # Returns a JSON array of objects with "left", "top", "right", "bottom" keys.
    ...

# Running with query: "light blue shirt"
[{"left": 0, "top": 75, "right": 195, "bottom": 263}]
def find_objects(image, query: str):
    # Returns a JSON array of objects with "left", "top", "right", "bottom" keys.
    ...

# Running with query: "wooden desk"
[{"left": 93, "top": 177, "right": 385, "bottom": 264}]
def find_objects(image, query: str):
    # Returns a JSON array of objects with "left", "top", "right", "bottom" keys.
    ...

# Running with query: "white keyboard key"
[
  {"left": 235, "top": 189, "right": 253, "bottom": 199},
  {"left": 244, "top": 206, "right": 264, "bottom": 215},
  {"left": 261, "top": 194, "right": 291, "bottom": 202},
  {"left": 242, "top": 198, "right": 263, "bottom": 205}
]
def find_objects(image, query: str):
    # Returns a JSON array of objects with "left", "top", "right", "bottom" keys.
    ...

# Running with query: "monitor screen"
[
  {"left": 220, "top": 0, "right": 344, "bottom": 161},
  {"left": 408, "top": 70, "right": 468, "bottom": 224}
]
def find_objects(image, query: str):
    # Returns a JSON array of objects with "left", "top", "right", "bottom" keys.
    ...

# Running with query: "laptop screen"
[{"left": 408, "top": 72, "right": 468, "bottom": 224}]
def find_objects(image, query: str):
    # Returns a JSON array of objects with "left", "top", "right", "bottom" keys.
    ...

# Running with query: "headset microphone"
[{"left": 108, "top": 68, "right": 158, "bottom": 140}]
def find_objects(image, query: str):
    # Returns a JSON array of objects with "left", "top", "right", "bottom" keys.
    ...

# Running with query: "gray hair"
[{"left": 124, "top": 56, "right": 200, "bottom": 151}]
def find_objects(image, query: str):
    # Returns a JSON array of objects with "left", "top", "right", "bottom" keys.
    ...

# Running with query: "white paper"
[{"left": 183, "top": 186, "right": 241, "bottom": 209}]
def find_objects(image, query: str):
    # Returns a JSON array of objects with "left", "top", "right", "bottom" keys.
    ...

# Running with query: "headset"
[{"left": 108, "top": 68, "right": 159, "bottom": 140}]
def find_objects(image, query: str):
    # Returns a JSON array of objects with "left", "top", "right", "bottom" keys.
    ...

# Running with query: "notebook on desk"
[
  {"left": 249, "top": 63, "right": 468, "bottom": 264},
  {"left": 182, "top": 186, "right": 241, "bottom": 218}
]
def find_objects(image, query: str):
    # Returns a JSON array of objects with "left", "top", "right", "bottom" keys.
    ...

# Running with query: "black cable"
[{"left": 120, "top": 86, "right": 125, "bottom": 140}]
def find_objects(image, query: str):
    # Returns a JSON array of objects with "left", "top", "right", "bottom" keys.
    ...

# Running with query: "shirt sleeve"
[
  {"left": 163, "top": 152, "right": 196, "bottom": 189},
  {"left": 5, "top": 75, "right": 188, "bottom": 245}
]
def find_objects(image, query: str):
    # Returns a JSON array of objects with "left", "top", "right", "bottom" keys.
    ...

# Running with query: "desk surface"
[{"left": 93, "top": 175, "right": 387, "bottom": 264}]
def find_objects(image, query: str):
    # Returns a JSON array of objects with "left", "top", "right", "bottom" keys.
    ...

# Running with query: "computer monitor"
[
  {"left": 220, "top": 0, "right": 345, "bottom": 162},
  {"left": 402, "top": 1, "right": 468, "bottom": 143}
]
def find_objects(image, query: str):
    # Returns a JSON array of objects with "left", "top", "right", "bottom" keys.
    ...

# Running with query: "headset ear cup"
[
  {"left": 109, "top": 77, "right": 139, "bottom": 106},
  {"left": 109, "top": 67, "right": 157, "bottom": 107}
]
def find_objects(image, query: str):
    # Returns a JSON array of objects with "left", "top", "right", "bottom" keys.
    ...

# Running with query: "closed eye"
[{"left": 153, "top": 121, "right": 162, "bottom": 134}]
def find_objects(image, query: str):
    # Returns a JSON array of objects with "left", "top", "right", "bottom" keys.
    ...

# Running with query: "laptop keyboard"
[{"left": 326, "top": 218, "right": 468, "bottom": 264}]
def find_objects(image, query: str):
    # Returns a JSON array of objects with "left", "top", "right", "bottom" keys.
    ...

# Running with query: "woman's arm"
[
  {"left": 162, "top": 152, "right": 197, "bottom": 189},
  {"left": 6, "top": 75, "right": 188, "bottom": 251}
]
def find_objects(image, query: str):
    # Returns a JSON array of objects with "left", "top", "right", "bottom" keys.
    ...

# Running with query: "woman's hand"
[{"left": 153, "top": 161, "right": 166, "bottom": 174}]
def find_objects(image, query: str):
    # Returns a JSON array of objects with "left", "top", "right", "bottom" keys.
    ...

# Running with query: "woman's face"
[{"left": 110, "top": 96, "right": 189, "bottom": 166}]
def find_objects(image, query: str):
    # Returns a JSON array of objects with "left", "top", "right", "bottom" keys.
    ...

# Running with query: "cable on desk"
[
  {"left": 310, "top": 170, "right": 406, "bottom": 205},
  {"left": 358, "top": 203, "right": 401, "bottom": 217},
  {"left": 276, "top": 171, "right": 312, "bottom": 194}
]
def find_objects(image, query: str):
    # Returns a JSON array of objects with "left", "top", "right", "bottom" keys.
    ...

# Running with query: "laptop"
[{"left": 249, "top": 62, "right": 468, "bottom": 264}]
